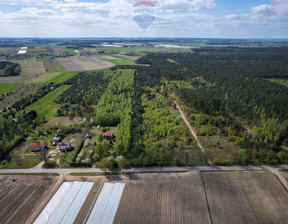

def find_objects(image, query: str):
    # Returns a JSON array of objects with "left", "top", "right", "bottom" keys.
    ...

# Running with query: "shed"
[
  {"left": 59, "top": 143, "right": 71, "bottom": 152},
  {"left": 31, "top": 142, "right": 46, "bottom": 152},
  {"left": 53, "top": 137, "right": 60, "bottom": 142}
]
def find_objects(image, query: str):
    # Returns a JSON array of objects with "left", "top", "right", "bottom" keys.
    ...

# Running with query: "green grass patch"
[
  {"left": 58, "top": 46, "right": 78, "bottom": 55},
  {"left": 279, "top": 169, "right": 288, "bottom": 172},
  {"left": 104, "top": 55, "right": 136, "bottom": 66},
  {"left": 0, "top": 83, "right": 22, "bottom": 94},
  {"left": 167, "top": 58, "right": 177, "bottom": 64},
  {"left": 0, "top": 173, "right": 59, "bottom": 176},
  {"left": 0, "top": 48, "right": 9, "bottom": 51},
  {"left": 47, "top": 71, "right": 79, "bottom": 83},
  {"left": 26, "top": 72, "right": 61, "bottom": 83},
  {"left": 25, "top": 85, "right": 70, "bottom": 120},
  {"left": 0, "top": 155, "right": 41, "bottom": 169}
]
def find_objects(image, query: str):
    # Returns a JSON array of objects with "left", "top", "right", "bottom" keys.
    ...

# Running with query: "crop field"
[
  {"left": 26, "top": 47, "right": 50, "bottom": 57},
  {"left": 202, "top": 171, "right": 288, "bottom": 224},
  {"left": 114, "top": 173, "right": 210, "bottom": 224},
  {"left": 103, "top": 54, "right": 136, "bottom": 65},
  {"left": 77, "top": 57, "right": 108, "bottom": 70},
  {"left": 42, "top": 58, "right": 66, "bottom": 73},
  {"left": 57, "top": 58, "right": 84, "bottom": 71},
  {"left": 25, "top": 85, "right": 70, "bottom": 120},
  {"left": 0, "top": 48, "right": 16, "bottom": 55},
  {"left": 12, "top": 59, "right": 46, "bottom": 76},
  {"left": 27, "top": 72, "right": 61, "bottom": 83},
  {"left": 0, "top": 175, "right": 57, "bottom": 224},
  {"left": 0, "top": 83, "right": 22, "bottom": 94}
]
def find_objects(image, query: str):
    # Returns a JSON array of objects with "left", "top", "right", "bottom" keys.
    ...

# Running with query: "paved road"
[{"left": 1, "top": 165, "right": 288, "bottom": 174}]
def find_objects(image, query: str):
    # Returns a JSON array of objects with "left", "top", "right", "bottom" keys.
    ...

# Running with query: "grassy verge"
[
  {"left": 70, "top": 171, "right": 188, "bottom": 176},
  {"left": 279, "top": 169, "right": 288, "bottom": 172},
  {"left": 25, "top": 85, "right": 70, "bottom": 120},
  {"left": 0, "top": 173, "right": 59, "bottom": 176},
  {"left": 0, "top": 83, "right": 22, "bottom": 94}
]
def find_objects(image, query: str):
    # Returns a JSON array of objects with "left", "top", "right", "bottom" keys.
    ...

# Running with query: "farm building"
[
  {"left": 31, "top": 142, "right": 46, "bottom": 151},
  {"left": 102, "top": 132, "right": 114, "bottom": 138},
  {"left": 59, "top": 143, "right": 71, "bottom": 152}
]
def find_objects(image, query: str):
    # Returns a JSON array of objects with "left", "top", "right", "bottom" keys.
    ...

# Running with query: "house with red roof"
[
  {"left": 58, "top": 143, "right": 71, "bottom": 152},
  {"left": 102, "top": 132, "right": 114, "bottom": 138},
  {"left": 31, "top": 142, "right": 46, "bottom": 152}
]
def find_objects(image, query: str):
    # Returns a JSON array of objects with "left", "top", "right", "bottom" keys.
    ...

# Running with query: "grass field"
[
  {"left": 26, "top": 72, "right": 61, "bottom": 83},
  {"left": 25, "top": 85, "right": 70, "bottom": 120},
  {"left": 46, "top": 71, "right": 79, "bottom": 83},
  {"left": 103, "top": 54, "right": 136, "bottom": 65},
  {"left": 0, "top": 155, "right": 41, "bottom": 169},
  {"left": 202, "top": 171, "right": 288, "bottom": 224},
  {"left": 42, "top": 58, "right": 66, "bottom": 73},
  {"left": 0, "top": 48, "right": 9, "bottom": 51},
  {"left": 0, "top": 83, "right": 22, "bottom": 94},
  {"left": 12, "top": 58, "right": 46, "bottom": 76},
  {"left": 77, "top": 57, "right": 106, "bottom": 70},
  {"left": 26, "top": 47, "right": 50, "bottom": 57}
]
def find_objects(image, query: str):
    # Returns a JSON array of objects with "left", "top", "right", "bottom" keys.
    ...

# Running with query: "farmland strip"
[
  {"left": 5, "top": 186, "right": 38, "bottom": 224},
  {"left": 0, "top": 184, "right": 19, "bottom": 205}
]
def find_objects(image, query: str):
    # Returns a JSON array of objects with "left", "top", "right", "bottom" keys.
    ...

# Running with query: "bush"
[{"left": 213, "top": 157, "right": 233, "bottom": 166}]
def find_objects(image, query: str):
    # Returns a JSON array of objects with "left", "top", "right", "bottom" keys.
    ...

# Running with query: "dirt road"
[{"left": 174, "top": 101, "right": 213, "bottom": 166}]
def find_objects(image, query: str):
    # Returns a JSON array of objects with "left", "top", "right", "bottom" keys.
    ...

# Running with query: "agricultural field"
[
  {"left": 12, "top": 58, "right": 46, "bottom": 76},
  {"left": 41, "top": 58, "right": 66, "bottom": 73},
  {"left": 0, "top": 48, "right": 16, "bottom": 56},
  {"left": 26, "top": 72, "right": 61, "bottom": 83},
  {"left": 0, "top": 83, "right": 22, "bottom": 94},
  {"left": 25, "top": 85, "right": 70, "bottom": 120},
  {"left": 202, "top": 171, "right": 288, "bottom": 224},
  {"left": 47, "top": 71, "right": 79, "bottom": 83},
  {"left": 102, "top": 54, "right": 136, "bottom": 65},
  {"left": 26, "top": 47, "right": 50, "bottom": 57},
  {"left": 57, "top": 58, "right": 84, "bottom": 71},
  {"left": 0, "top": 175, "right": 57, "bottom": 224}
]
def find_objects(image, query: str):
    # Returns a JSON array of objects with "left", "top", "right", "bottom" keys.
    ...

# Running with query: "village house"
[
  {"left": 31, "top": 142, "right": 46, "bottom": 152},
  {"left": 102, "top": 132, "right": 114, "bottom": 139},
  {"left": 58, "top": 143, "right": 71, "bottom": 152}
]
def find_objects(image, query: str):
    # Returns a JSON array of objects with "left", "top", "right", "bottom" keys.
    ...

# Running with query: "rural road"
[
  {"left": 1, "top": 165, "right": 288, "bottom": 174},
  {"left": 174, "top": 101, "right": 213, "bottom": 166}
]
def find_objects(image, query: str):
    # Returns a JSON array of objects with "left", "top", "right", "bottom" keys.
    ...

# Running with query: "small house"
[
  {"left": 31, "top": 142, "right": 46, "bottom": 152},
  {"left": 58, "top": 143, "right": 71, "bottom": 152},
  {"left": 52, "top": 142, "right": 57, "bottom": 147},
  {"left": 102, "top": 132, "right": 114, "bottom": 139}
]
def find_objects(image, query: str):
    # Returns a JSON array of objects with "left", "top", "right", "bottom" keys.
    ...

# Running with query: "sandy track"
[{"left": 174, "top": 101, "right": 212, "bottom": 165}]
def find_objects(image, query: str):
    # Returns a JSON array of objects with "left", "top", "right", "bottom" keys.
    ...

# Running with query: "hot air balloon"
[{"left": 133, "top": 1, "right": 156, "bottom": 31}]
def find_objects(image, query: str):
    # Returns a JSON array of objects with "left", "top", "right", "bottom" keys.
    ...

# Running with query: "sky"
[{"left": 0, "top": 0, "right": 287, "bottom": 38}]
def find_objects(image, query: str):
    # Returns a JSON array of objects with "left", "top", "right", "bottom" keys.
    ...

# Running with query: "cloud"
[
  {"left": 250, "top": 4, "right": 276, "bottom": 18},
  {"left": 0, "top": 0, "right": 57, "bottom": 6},
  {"left": 158, "top": 0, "right": 216, "bottom": 12}
]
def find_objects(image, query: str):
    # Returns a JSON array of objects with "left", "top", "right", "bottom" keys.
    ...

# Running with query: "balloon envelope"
[{"left": 133, "top": 14, "right": 155, "bottom": 30}]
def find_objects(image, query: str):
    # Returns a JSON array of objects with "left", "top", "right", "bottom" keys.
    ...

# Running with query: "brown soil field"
[
  {"left": 202, "top": 171, "right": 288, "bottom": 224},
  {"left": 0, "top": 175, "right": 58, "bottom": 224},
  {"left": 57, "top": 58, "right": 84, "bottom": 71},
  {"left": 91, "top": 56, "right": 115, "bottom": 68}
]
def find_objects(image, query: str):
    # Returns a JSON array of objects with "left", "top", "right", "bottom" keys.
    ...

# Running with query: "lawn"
[
  {"left": 0, "top": 83, "right": 22, "bottom": 94},
  {"left": 25, "top": 85, "right": 70, "bottom": 120},
  {"left": 0, "top": 48, "right": 9, "bottom": 51},
  {"left": 0, "top": 155, "right": 41, "bottom": 169}
]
